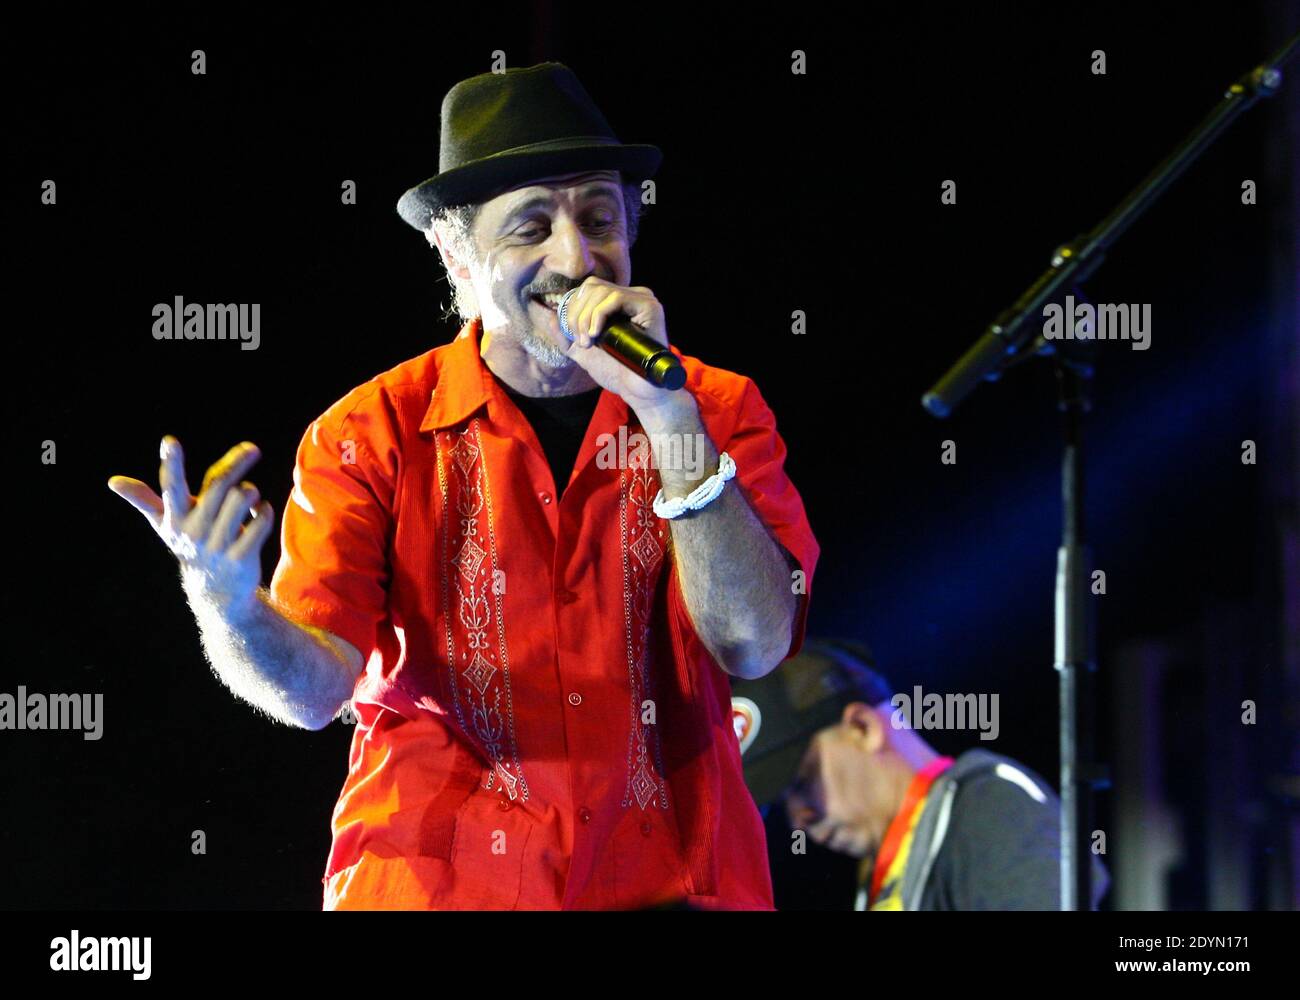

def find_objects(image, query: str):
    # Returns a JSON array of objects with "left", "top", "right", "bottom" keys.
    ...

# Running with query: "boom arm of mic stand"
[
  {"left": 921, "top": 245, "right": 1102, "bottom": 417},
  {"left": 920, "top": 31, "right": 1298, "bottom": 419}
]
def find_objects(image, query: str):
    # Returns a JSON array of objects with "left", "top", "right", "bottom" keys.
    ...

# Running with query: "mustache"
[
  {"left": 527, "top": 283, "right": 581, "bottom": 298},
  {"left": 528, "top": 274, "right": 615, "bottom": 298}
]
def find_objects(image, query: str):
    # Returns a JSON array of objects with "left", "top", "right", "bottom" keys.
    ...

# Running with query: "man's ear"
[
  {"left": 428, "top": 223, "right": 474, "bottom": 284},
  {"left": 843, "top": 701, "right": 887, "bottom": 754}
]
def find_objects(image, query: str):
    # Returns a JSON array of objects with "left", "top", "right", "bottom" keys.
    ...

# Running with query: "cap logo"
[{"left": 731, "top": 697, "right": 762, "bottom": 754}]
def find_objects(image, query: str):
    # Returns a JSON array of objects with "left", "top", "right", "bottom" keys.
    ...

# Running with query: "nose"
[{"left": 548, "top": 216, "right": 597, "bottom": 281}]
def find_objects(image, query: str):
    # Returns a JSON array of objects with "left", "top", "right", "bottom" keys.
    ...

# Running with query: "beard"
[{"left": 516, "top": 318, "right": 573, "bottom": 369}]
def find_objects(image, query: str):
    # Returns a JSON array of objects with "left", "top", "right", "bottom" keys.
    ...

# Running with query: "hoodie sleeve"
[{"left": 928, "top": 765, "right": 1110, "bottom": 910}]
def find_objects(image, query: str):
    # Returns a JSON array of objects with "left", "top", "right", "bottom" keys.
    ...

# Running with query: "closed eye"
[{"left": 515, "top": 219, "right": 617, "bottom": 240}]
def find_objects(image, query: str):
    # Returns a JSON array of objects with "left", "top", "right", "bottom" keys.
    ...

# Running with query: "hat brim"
[
  {"left": 744, "top": 741, "right": 814, "bottom": 811},
  {"left": 396, "top": 141, "right": 662, "bottom": 231}
]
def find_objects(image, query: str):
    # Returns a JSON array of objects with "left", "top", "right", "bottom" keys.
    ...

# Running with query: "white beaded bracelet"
[{"left": 652, "top": 452, "right": 737, "bottom": 519}]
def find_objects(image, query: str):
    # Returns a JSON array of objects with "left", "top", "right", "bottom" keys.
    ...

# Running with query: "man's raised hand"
[{"left": 107, "top": 436, "right": 274, "bottom": 619}]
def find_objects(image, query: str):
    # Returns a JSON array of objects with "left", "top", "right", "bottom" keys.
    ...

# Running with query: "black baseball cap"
[{"left": 731, "top": 639, "right": 893, "bottom": 809}]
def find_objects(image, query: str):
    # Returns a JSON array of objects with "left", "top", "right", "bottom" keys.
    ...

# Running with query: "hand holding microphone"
[{"left": 557, "top": 280, "right": 686, "bottom": 391}]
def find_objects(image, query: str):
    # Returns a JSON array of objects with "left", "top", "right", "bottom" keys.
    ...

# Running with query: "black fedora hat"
[{"left": 396, "top": 62, "right": 662, "bottom": 231}]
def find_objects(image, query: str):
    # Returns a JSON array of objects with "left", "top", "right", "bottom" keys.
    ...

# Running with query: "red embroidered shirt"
[{"left": 269, "top": 317, "right": 819, "bottom": 909}]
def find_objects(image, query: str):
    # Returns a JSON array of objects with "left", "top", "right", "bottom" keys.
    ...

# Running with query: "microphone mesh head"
[{"left": 556, "top": 288, "right": 579, "bottom": 342}]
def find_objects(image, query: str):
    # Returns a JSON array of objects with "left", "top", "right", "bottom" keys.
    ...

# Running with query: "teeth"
[{"left": 536, "top": 293, "right": 564, "bottom": 307}]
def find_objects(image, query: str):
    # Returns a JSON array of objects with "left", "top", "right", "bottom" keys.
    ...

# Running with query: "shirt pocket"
[
  {"left": 447, "top": 782, "right": 535, "bottom": 909},
  {"left": 322, "top": 807, "right": 535, "bottom": 911}
]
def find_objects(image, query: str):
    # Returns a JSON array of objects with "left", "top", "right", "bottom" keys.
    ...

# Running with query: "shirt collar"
[{"left": 420, "top": 317, "right": 631, "bottom": 433}]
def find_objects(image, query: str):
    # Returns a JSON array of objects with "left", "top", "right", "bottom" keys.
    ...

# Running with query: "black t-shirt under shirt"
[{"left": 494, "top": 374, "right": 603, "bottom": 497}]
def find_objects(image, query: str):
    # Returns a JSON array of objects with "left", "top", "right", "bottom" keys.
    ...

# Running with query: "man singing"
[{"left": 108, "top": 62, "right": 819, "bottom": 910}]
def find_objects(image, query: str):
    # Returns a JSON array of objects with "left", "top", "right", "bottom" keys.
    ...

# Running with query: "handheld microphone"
[{"left": 557, "top": 288, "right": 686, "bottom": 390}]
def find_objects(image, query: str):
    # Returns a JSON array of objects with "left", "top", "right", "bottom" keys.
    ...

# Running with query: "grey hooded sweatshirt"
[{"left": 854, "top": 748, "right": 1110, "bottom": 911}]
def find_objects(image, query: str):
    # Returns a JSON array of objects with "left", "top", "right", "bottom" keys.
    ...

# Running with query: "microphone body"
[{"left": 557, "top": 288, "right": 686, "bottom": 390}]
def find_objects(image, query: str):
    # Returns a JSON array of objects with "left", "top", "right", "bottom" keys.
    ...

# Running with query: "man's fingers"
[
  {"left": 158, "top": 436, "right": 193, "bottom": 525},
  {"left": 581, "top": 291, "right": 623, "bottom": 345},
  {"left": 227, "top": 501, "right": 275, "bottom": 562},
  {"left": 107, "top": 476, "right": 165, "bottom": 530},
  {"left": 188, "top": 442, "right": 262, "bottom": 537},
  {"left": 209, "top": 481, "right": 260, "bottom": 551},
  {"left": 199, "top": 443, "right": 256, "bottom": 494}
]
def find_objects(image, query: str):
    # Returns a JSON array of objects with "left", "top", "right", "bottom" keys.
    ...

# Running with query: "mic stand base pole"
[{"left": 1054, "top": 359, "right": 1100, "bottom": 910}]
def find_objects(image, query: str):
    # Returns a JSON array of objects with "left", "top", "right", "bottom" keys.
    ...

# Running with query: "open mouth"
[{"left": 530, "top": 293, "right": 571, "bottom": 342}]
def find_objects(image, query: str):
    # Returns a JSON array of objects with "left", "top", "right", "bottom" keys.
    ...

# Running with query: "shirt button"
[
  {"left": 559, "top": 589, "right": 579, "bottom": 605},
  {"left": 579, "top": 807, "right": 592, "bottom": 824},
  {"left": 567, "top": 692, "right": 582, "bottom": 707},
  {"left": 539, "top": 491, "right": 553, "bottom": 505},
  {"left": 640, "top": 820, "right": 653, "bottom": 837},
  {"left": 498, "top": 798, "right": 513, "bottom": 811}
]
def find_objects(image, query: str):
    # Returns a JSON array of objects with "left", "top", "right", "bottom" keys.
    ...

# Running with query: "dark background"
[{"left": 7, "top": 2, "right": 1297, "bottom": 910}]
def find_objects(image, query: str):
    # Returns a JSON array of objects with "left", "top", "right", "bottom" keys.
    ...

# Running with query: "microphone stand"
[{"left": 920, "top": 34, "right": 1298, "bottom": 910}]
